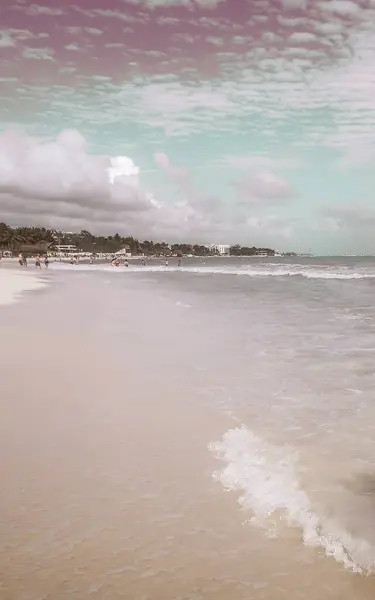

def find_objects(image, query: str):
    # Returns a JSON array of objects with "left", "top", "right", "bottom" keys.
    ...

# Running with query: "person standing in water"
[
  {"left": 35, "top": 254, "right": 41, "bottom": 268},
  {"left": 177, "top": 259, "right": 181, "bottom": 267},
  {"left": 124, "top": 259, "right": 129, "bottom": 268},
  {"left": 165, "top": 259, "right": 169, "bottom": 267},
  {"left": 44, "top": 255, "right": 49, "bottom": 268},
  {"left": 18, "top": 253, "right": 24, "bottom": 267}
]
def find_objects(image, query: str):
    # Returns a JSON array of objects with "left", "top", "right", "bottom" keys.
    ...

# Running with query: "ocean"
[{"left": 1, "top": 256, "right": 375, "bottom": 599}]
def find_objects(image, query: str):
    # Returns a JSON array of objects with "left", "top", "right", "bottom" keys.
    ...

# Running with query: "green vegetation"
[
  {"left": 229, "top": 244, "right": 276, "bottom": 256},
  {"left": 0, "top": 222, "right": 280, "bottom": 256}
]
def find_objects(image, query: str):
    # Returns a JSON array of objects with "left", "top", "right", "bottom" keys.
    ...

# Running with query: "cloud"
[
  {"left": 122, "top": 0, "right": 226, "bottom": 8},
  {"left": 0, "top": 31, "right": 17, "bottom": 48},
  {"left": 0, "top": 129, "right": 155, "bottom": 221},
  {"left": 65, "top": 44, "right": 80, "bottom": 52},
  {"left": 0, "top": 129, "right": 236, "bottom": 243},
  {"left": 22, "top": 47, "right": 54, "bottom": 60},
  {"left": 23, "top": 4, "right": 65, "bottom": 16},
  {"left": 0, "top": 28, "right": 42, "bottom": 47},
  {"left": 234, "top": 171, "right": 296, "bottom": 205},
  {"left": 317, "top": 1, "right": 362, "bottom": 18},
  {"left": 3, "top": 0, "right": 375, "bottom": 154}
]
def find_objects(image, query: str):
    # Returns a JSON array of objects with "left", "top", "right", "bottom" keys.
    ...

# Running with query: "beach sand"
[{"left": 1, "top": 267, "right": 375, "bottom": 599}]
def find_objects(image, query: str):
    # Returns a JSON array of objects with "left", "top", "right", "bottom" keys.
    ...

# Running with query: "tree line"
[{"left": 0, "top": 223, "right": 279, "bottom": 256}]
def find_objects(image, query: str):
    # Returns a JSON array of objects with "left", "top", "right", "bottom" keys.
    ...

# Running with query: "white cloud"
[
  {"left": 0, "top": 34, "right": 16, "bottom": 49},
  {"left": 65, "top": 44, "right": 80, "bottom": 52},
  {"left": 0, "top": 28, "right": 40, "bottom": 47},
  {"left": 86, "top": 28, "right": 103, "bottom": 36},
  {"left": 24, "top": 4, "right": 65, "bottom": 16},
  {"left": 317, "top": 1, "right": 362, "bottom": 18},
  {"left": 0, "top": 129, "right": 154, "bottom": 217},
  {"left": 288, "top": 32, "right": 318, "bottom": 44},
  {"left": 22, "top": 47, "right": 54, "bottom": 60},
  {"left": 122, "top": 0, "right": 226, "bottom": 7},
  {"left": 206, "top": 36, "right": 224, "bottom": 46}
]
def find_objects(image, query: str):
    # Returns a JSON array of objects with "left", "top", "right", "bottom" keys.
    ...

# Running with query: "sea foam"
[
  {"left": 51, "top": 262, "right": 375, "bottom": 280},
  {"left": 0, "top": 269, "right": 46, "bottom": 306},
  {"left": 209, "top": 426, "right": 375, "bottom": 574}
]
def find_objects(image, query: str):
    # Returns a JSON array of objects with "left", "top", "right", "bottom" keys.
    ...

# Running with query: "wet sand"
[{"left": 1, "top": 269, "right": 375, "bottom": 599}]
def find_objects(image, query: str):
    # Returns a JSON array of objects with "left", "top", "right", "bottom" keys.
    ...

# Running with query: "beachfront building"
[
  {"left": 207, "top": 244, "right": 230, "bottom": 256},
  {"left": 56, "top": 244, "right": 78, "bottom": 254},
  {"left": 114, "top": 246, "right": 131, "bottom": 258},
  {"left": 216, "top": 244, "right": 230, "bottom": 256}
]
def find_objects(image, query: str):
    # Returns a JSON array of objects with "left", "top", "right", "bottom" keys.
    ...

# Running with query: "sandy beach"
[{"left": 1, "top": 262, "right": 375, "bottom": 599}]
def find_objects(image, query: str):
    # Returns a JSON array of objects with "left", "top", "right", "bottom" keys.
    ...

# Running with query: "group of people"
[
  {"left": 110, "top": 257, "right": 182, "bottom": 268},
  {"left": 16, "top": 253, "right": 183, "bottom": 269},
  {"left": 18, "top": 253, "right": 49, "bottom": 268}
]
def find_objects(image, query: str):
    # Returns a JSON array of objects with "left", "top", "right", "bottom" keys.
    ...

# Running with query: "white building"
[
  {"left": 207, "top": 244, "right": 230, "bottom": 256},
  {"left": 115, "top": 247, "right": 131, "bottom": 257},
  {"left": 56, "top": 244, "right": 78, "bottom": 254}
]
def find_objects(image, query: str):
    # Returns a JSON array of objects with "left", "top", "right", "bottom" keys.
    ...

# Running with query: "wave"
[
  {"left": 209, "top": 426, "right": 375, "bottom": 574},
  {"left": 51, "top": 262, "right": 375, "bottom": 280}
]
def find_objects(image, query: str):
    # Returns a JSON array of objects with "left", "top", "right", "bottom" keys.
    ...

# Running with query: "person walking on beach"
[
  {"left": 18, "top": 252, "right": 23, "bottom": 267},
  {"left": 44, "top": 255, "right": 49, "bottom": 268},
  {"left": 177, "top": 259, "right": 181, "bottom": 267},
  {"left": 35, "top": 254, "right": 41, "bottom": 268},
  {"left": 165, "top": 259, "right": 169, "bottom": 267}
]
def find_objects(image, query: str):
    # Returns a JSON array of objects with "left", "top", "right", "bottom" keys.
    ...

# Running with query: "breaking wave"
[
  {"left": 51, "top": 261, "right": 375, "bottom": 280},
  {"left": 209, "top": 426, "right": 375, "bottom": 574}
]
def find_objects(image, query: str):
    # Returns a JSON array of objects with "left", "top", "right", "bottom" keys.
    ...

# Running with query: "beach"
[{"left": 2, "top": 258, "right": 375, "bottom": 599}]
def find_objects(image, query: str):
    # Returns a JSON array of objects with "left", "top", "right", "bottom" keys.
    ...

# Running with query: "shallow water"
[{"left": 2, "top": 257, "right": 375, "bottom": 598}]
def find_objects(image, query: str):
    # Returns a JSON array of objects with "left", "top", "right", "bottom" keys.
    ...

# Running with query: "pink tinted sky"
[{"left": 1, "top": 0, "right": 354, "bottom": 83}]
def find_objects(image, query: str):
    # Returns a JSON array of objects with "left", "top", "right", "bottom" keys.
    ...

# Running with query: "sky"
[{"left": 1, "top": 0, "right": 375, "bottom": 254}]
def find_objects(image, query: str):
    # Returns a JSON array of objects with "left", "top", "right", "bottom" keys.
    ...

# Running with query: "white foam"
[
  {"left": 50, "top": 262, "right": 375, "bottom": 280},
  {"left": 0, "top": 269, "right": 46, "bottom": 306},
  {"left": 209, "top": 426, "right": 375, "bottom": 574},
  {"left": 175, "top": 301, "right": 192, "bottom": 308}
]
